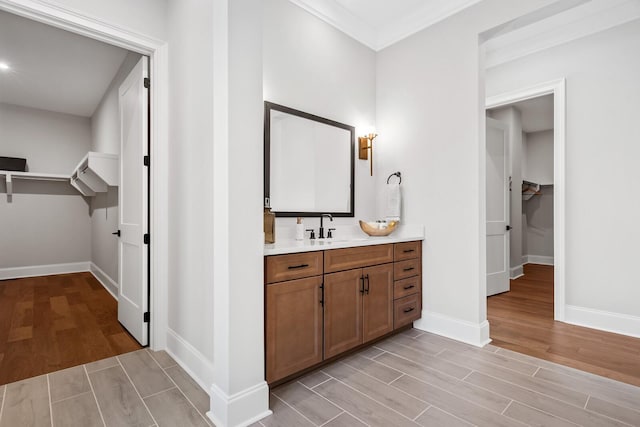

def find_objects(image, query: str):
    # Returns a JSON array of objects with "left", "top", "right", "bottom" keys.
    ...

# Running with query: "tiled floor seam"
[
  {"left": 324, "top": 374, "right": 425, "bottom": 424},
  {"left": 461, "top": 371, "right": 633, "bottom": 426},
  {"left": 377, "top": 359, "right": 510, "bottom": 415},
  {"left": 116, "top": 355, "right": 159, "bottom": 426},
  {"left": 296, "top": 377, "right": 371, "bottom": 426},
  {"left": 583, "top": 395, "right": 590, "bottom": 409},
  {"left": 318, "top": 410, "right": 345, "bottom": 426},
  {"left": 377, "top": 343, "right": 470, "bottom": 381},
  {"left": 84, "top": 364, "right": 108, "bottom": 427},
  {"left": 412, "top": 404, "right": 431, "bottom": 421},
  {"left": 50, "top": 390, "right": 95, "bottom": 405},
  {"left": 500, "top": 400, "right": 513, "bottom": 415},
  {"left": 270, "top": 392, "right": 320, "bottom": 426},
  {"left": 147, "top": 350, "right": 212, "bottom": 426},
  {"left": 436, "top": 348, "right": 539, "bottom": 377},
  {"left": 46, "top": 373, "right": 54, "bottom": 427},
  {"left": 459, "top": 363, "right": 591, "bottom": 408},
  {"left": 309, "top": 377, "right": 333, "bottom": 390}
]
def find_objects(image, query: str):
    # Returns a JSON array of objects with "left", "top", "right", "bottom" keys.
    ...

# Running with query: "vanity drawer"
[
  {"left": 394, "top": 241, "right": 421, "bottom": 261},
  {"left": 324, "top": 244, "right": 393, "bottom": 273},
  {"left": 394, "top": 276, "right": 421, "bottom": 300},
  {"left": 394, "top": 258, "right": 421, "bottom": 280},
  {"left": 394, "top": 293, "right": 421, "bottom": 329},
  {"left": 265, "top": 252, "right": 323, "bottom": 284}
]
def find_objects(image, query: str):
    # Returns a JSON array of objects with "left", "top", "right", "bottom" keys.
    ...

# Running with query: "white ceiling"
[
  {"left": 289, "top": 0, "right": 481, "bottom": 51},
  {"left": 491, "top": 95, "right": 554, "bottom": 133},
  {"left": 0, "top": 10, "right": 129, "bottom": 117}
]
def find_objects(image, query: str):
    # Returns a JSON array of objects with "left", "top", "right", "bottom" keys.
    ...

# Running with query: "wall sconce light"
[{"left": 358, "top": 132, "right": 377, "bottom": 176}]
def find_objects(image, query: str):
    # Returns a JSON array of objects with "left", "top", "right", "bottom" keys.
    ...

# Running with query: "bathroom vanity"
[{"left": 264, "top": 236, "right": 423, "bottom": 384}]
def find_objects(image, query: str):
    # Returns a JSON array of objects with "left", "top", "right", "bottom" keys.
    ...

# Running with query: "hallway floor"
[
  {"left": 0, "top": 272, "right": 142, "bottom": 385},
  {"left": 0, "top": 348, "right": 211, "bottom": 426},
  {"left": 258, "top": 328, "right": 640, "bottom": 426},
  {"left": 488, "top": 264, "right": 640, "bottom": 387}
]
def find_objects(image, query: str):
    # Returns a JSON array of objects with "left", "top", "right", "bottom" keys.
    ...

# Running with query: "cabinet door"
[
  {"left": 362, "top": 263, "right": 394, "bottom": 342},
  {"left": 266, "top": 276, "right": 323, "bottom": 383},
  {"left": 324, "top": 269, "right": 363, "bottom": 359}
]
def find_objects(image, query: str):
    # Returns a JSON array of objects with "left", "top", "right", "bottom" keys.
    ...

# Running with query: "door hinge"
[
  {"left": 144, "top": 312, "right": 150, "bottom": 323},
  {"left": 144, "top": 77, "right": 150, "bottom": 89},
  {"left": 144, "top": 155, "right": 150, "bottom": 167},
  {"left": 144, "top": 233, "right": 150, "bottom": 245}
]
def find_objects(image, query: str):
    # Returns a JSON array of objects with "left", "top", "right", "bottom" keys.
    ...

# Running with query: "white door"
[
  {"left": 486, "top": 117, "right": 510, "bottom": 296},
  {"left": 118, "top": 56, "right": 149, "bottom": 345}
]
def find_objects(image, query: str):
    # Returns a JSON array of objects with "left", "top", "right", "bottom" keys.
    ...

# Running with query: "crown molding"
[
  {"left": 485, "top": 0, "right": 640, "bottom": 68},
  {"left": 288, "top": 0, "right": 481, "bottom": 51}
]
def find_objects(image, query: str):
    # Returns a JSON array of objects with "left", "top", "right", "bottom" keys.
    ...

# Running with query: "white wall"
[
  {"left": 89, "top": 52, "right": 141, "bottom": 287},
  {"left": 489, "top": 107, "right": 524, "bottom": 271},
  {"left": 487, "top": 20, "right": 640, "bottom": 318},
  {"left": 263, "top": 0, "right": 377, "bottom": 232},
  {"left": 524, "top": 130, "right": 554, "bottom": 184},
  {"left": 166, "top": 0, "right": 215, "bottom": 384},
  {"left": 0, "top": 103, "right": 91, "bottom": 269},
  {"left": 375, "top": 0, "right": 556, "bottom": 344}
]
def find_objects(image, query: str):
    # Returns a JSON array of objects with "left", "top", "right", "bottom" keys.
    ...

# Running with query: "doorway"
[
  {"left": 0, "top": 8, "right": 152, "bottom": 383},
  {"left": 484, "top": 80, "right": 566, "bottom": 321}
]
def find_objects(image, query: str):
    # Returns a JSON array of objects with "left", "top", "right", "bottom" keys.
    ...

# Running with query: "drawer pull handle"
[
  {"left": 403, "top": 249, "right": 415, "bottom": 253},
  {"left": 288, "top": 264, "right": 309, "bottom": 270},
  {"left": 403, "top": 285, "right": 415, "bottom": 290},
  {"left": 403, "top": 267, "right": 415, "bottom": 272},
  {"left": 404, "top": 307, "right": 415, "bottom": 313}
]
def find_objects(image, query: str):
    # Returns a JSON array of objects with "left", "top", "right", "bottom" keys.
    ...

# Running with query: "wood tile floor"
[
  {"left": 488, "top": 264, "right": 640, "bottom": 387},
  {"left": 258, "top": 329, "right": 640, "bottom": 426},
  {"left": 0, "top": 272, "right": 142, "bottom": 385},
  {"left": 0, "top": 348, "right": 212, "bottom": 427}
]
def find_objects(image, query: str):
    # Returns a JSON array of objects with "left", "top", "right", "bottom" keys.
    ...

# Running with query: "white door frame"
[
  {"left": 0, "top": 0, "right": 170, "bottom": 348},
  {"left": 485, "top": 78, "right": 566, "bottom": 321}
]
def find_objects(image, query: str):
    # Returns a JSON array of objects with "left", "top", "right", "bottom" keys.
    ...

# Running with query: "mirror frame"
[{"left": 264, "top": 101, "right": 355, "bottom": 217}]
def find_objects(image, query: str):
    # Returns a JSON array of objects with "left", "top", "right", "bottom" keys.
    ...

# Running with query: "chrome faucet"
[{"left": 319, "top": 214, "right": 333, "bottom": 239}]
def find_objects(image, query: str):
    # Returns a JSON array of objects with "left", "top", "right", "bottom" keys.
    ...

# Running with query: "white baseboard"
[
  {"left": 166, "top": 328, "right": 215, "bottom": 394},
  {"left": 564, "top": 305, "right": 640, "bottom": 339},
  {"left": 510, "top": 264, "right": 524, "bottom": 279},
  {"left": 89, "top": 263, "right": 118, "bottom": 300},
  {"left": 524, "top": 255, "right": 554, "bottom": 265},
  {"left": 208, "top": 381, "right": 271, "bottom": 427},
  {"left": 0, "top": 261, "right": 90, "bottom": 280},
  {"left": 413, "top": 310, "right": 491, "bottom": 347}
]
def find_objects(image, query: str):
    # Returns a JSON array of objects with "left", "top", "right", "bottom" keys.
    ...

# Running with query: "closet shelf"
[
  {"left": 522, "top": 180, "right": 540, "bottom": 201},
  {"left": 70, "top": 152, "right": 118, "bottom": 195},
  {"left": 0, "top": 171, "right": 70, "bottom": 197}
]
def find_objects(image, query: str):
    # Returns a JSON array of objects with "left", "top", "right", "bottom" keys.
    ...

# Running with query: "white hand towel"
[{"left": 385, "top": 182, "right": 401, "bottom": 221}]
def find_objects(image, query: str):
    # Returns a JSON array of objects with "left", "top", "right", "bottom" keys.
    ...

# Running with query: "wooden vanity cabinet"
[
  {"left": 265, "top": 253, "right": 323, "bottom": 384},
  {"left": 393, "top": 242, "right": 422, "bottom": 329},
  {"left": 324, "top": 263, "right": 393, "bottom": 359},
  {"left": 265, "top": 240, "right": 422, "bottom": 384}
]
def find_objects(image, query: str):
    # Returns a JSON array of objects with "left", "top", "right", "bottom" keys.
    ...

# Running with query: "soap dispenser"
[
  {"left": 295, "top": 217, "right": 304, "bottom": 240},
  {"left": 264, "top": 198, "right": 276, "bottom": 244}
]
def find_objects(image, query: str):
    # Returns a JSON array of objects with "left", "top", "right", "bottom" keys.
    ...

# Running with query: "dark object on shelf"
[{"left": 0, "top": 157, "right": 27, "bottom": 172}]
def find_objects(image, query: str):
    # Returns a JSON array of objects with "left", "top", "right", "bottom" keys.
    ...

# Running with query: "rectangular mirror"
[{"left": 264, "top": 102, "right": 355, "bottom": 217}]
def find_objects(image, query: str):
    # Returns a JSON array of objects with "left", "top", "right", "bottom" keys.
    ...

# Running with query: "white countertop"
[{"left": 264, "top": 224, "right": 425, "bottom": 256}]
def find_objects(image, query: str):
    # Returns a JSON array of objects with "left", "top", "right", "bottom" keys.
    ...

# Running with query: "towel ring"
[{"left": 387, "top": 171, "right": 402, "bottom": 185}]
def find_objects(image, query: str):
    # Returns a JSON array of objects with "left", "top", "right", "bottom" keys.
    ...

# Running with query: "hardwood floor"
[
  {"left": 0, "top": 272, "right": 142, "bottom": 385},
  {"left": 488, "top": 263, "right": 640, "bottom": 387}
]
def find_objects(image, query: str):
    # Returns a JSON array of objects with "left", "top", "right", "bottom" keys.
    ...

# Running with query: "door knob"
[
  {"left": 112, "top": 230, "right": 121, "bottom": 237},
  {"left": 506, "top": 225, "right": 512, "bottom": 231}
]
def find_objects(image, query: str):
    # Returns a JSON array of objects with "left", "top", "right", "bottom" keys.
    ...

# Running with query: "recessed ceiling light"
[{"left": 0, "top": 62, "right": 10, "bottom": 71}]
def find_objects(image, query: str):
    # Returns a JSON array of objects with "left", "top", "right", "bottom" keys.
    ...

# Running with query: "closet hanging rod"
[{"left": 387, "top": 171, "right": 401, "bottom": 185}]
